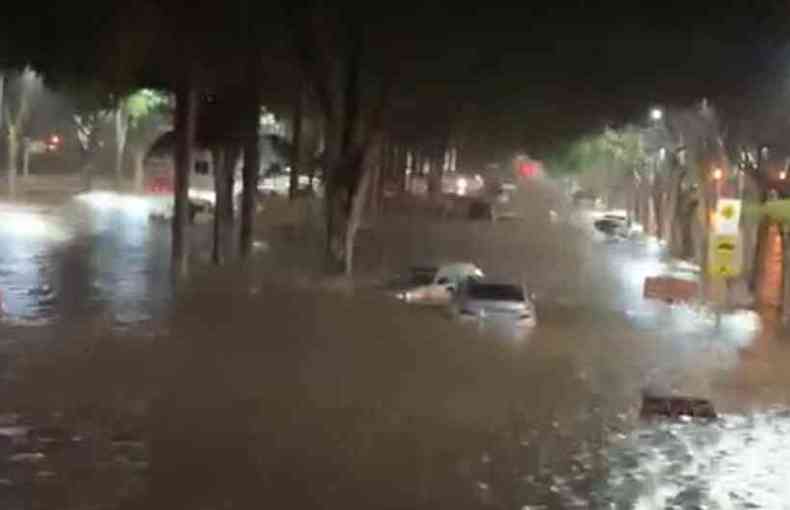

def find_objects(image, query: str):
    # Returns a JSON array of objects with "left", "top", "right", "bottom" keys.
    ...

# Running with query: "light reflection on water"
[
  {"left": 0, "top": 196, "right": 173, "bottom": 329},
  {"left": 589, "top": 411, "right": 790, "bottom": 508}
]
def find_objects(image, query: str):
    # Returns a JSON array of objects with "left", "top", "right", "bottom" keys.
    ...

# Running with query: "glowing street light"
[
  {"left": 712, "top": 167, "right": 724, "bottom": 181},
  {"left": 650, "top": 108, "right": 663, "bottom": 122},
  {"left": 780, "top": 171, "right": 787, "bottom": 181}
]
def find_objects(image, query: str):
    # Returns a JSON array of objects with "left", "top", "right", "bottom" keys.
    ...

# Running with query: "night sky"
[
  {"left": 430, "top": 2, "right": 790, "bottom": 162},
  {"left": 5, "top": 1, "right": 790, "bottom": 166}
]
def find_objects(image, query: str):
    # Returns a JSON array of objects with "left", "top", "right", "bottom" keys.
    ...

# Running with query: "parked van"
[{"left": 144, "top": 150, "right": 242, "bottom": 221}]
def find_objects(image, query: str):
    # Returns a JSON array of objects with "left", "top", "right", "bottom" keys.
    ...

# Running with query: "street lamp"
[
  {"left": 712, "top": 167, "right": 724, "bottom": 181},
  {"left": 650, "top": 108, "right": 663, "bottom": 122},
  {"left": 780, "top": 171, "right": 787, "bottom": 181}
]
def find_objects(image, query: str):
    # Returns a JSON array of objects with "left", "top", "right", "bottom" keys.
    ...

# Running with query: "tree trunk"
[
  {"left": 172, "top": 78, "right": 198, "bottom": 279},
  {"left": 426, "top": 159, "right": 438, "bottom": 197},
  {"left": 325, "top": 186, "right": 348, "bottom": 273},
  {"left": 628, "top": 175, "right": 639, "bottom": 223},
  {"left": 652, "top": 175, "right": 664, "bottom": 240},
  {"left": 344, "top": 162, "right": 374, "bottom": 276},
  {"left": 211, "top": 144, "right": 241, "bottom": 266},
  {"left": 679, "top": 199, "right": 696, "bottom": 260},
  {"left": 323, "top": 113, "right": 344, "bottom": 271},
  {"left": 430, "top": 150, "right": 444, "bottom": 198},
  {"left": 114, "top": 106, "right": 128, "bottom": 184},
  {"left": 0, "top": 73, "right": 5, "bottom": 135},
  {"left": 396, "top": 145, "right": 406, "bottom": 193},
  {"left": 782, "top": 227, "right": 790, "bottom": 323},
  {"left": 643, "top": 181, "right": 652, "bottom": 234},
  {"left": 6, "top": 128, "right": 18, "bottom": 197},
  {"left": 239, "top": 85, "right": 260, "bottom": 258},
  {"left": 211, "top": 147, "right": 228, "bottom": 266},
  {"left": 665, "top": 167, "right": 685, "bottom": 255},
  {"left": 290, "top": 79, "right": 306, "bottom": 200},
  {"left": 132, "top": 148, "right": 145, "bottom": 192},
  {"left": 752, "top": 218, "right": 770, "bottom": 294},
  {"left": 699, "top": 181, "right": 715, "bottom": 300},
  {"left": 635, "top": 176, "right": 649, "bottom": 231},
  {"left": 226, "top": 155, "right": 236, "bottom": 220},
  {"left": 21, "top": 139, "right": 30, "bottom": 178},
  {"left": 372, "top": 143, "right": 384, "bottom": 217}
]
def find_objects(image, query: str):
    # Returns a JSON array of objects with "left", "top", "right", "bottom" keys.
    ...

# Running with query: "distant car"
[
  {"left": 143, "top": 153, "right": 243, "bottom": 222},
  {"left": 450, "top": 282, "right": 537, "bottom": 334},
  {"left": 259, "top": 167, "right": 321, "bottom": 196},
  {"left": 594, "top": 212, "right": 630, "bottom": 238},
  {"left": 393, "top": 263, "right": 484, "bottom": 305}
]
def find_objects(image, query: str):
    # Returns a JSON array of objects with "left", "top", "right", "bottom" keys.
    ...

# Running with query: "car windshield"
[
  {"left": 409, "top": 267, "right": 437, "bottom": 286},
  {"left": 467, "top": 284, "right": 524, "bottom": 302}
]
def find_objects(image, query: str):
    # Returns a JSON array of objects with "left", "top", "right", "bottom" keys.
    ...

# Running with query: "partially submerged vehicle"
[
  {"left": 450, "top": 281, "right": 537, "bottom": 335},
  {"left": 392, "top": 263, "right": 485, "bottom": 305}
]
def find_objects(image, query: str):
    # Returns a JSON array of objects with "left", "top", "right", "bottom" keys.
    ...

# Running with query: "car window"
[{"left": 467, "top": 284, "right": 524, "bottom": 302}]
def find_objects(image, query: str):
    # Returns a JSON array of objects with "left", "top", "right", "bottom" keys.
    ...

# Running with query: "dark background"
[
  {"left": 427, "top": 2, "right": 790, "bottom": 162},
  {"left": 5, "top": 1, "right": 790, "bottom": 167}
]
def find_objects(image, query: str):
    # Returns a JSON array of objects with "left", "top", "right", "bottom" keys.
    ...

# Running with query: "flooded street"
[
  {"left": 0, "top": 191, "right": 787, "bottom": 508},
  {"left": 0, "top": 195, "right": 173, "bottom": 329}
]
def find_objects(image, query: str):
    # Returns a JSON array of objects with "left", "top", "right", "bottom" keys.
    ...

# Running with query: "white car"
[
  {"left": 188, "top": 156, "right": 243, "bottom": 211},
  {"left": 259, "top": 170, "right": 321, "bottom": 196},
  {"left": 394, "top": 263, "right": 484, "bottom": 305},
  {"left": 450, "top": 282, "right": 537, "bottom": 335},
  {"left": 593, "top": 210, "right": 633, "bottom": 239}
]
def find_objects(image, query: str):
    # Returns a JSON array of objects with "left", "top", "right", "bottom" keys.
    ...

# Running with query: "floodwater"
[
  {"left": 0, "top": 188, "right": 787, "bottom": 508},
  {"left": 0, "top": 194, "right": 173, "bottom": 329}
]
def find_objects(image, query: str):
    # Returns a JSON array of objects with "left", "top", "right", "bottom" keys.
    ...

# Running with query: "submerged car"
[
  {"left": 393, "top": 263, "right": 484, "bottom": 305},
  {"left": 450, "top": 282, "right": 537, "bottom": 334}
]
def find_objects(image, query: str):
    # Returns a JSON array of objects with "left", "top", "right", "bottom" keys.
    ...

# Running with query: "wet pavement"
[{"left": 0, "top": 190, "right": 787, "bottom": 508}]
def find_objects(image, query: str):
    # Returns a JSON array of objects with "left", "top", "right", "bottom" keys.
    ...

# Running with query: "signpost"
[
  {"left": 714, "top": 198, "right": 741, "bottom": 236},
  {"left": 708, "top": 198, "right": 743, "bottom": 278},
  {"left": 707, "top": 233, "right": 741, "bottom": 278},
  {"left": 708, "top": 197, "right": 742, "bottom": 327}
]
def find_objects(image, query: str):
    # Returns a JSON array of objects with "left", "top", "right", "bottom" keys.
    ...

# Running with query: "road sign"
[
  {"left": 643, "top": 276, "right": 699, "bottom": 303},
  {"left": 714, "top": 198, "right": 741, "bottom": 235},
  {"left": 708, "top": 233, "right": 741, "bottom": 277}
]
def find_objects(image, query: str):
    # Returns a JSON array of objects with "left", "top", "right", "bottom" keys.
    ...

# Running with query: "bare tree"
[
  {"left": 290, "top": 76, "right": 308, "bottom": 200},
  {"left": 4, "top": 69, "right": 42, "bottom": 196},
  {"left": 110, "top": 101, "right": 127, "bottom": 183},
  {"left": 239, "top": 70, "right": 261, "bottom": 258},
  {"left": 172, "top": 75, "right": 198, "bottom": 279}
]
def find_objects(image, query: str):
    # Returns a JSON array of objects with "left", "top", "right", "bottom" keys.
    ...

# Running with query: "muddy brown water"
[{"left": 0, "top": 189, "right": 786, "bottom": 508}]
